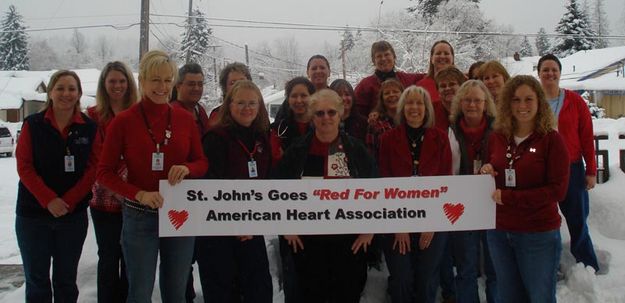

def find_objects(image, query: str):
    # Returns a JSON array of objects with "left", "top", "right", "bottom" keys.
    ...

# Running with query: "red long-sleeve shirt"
[
  {"left": 354, "top": 71, "right": 422, "bottom": 117},
  {"left": 487, "top": 130, "right": 570, "bottom": 232},
  {"left": 416, "top": 76, "right": 440, "bottom": 103},
  {"left": 16, "top": 108, "right": 98, "bottom": 210},
  {"left": 557, "top": 89, "right": 596, "bottom": 176},
  {"left": 97, "top": 98, "right": 208, "bottom": 200}
]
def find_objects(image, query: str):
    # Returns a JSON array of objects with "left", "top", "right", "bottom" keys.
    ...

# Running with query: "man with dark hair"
[
  {"left": 172, "top": 63, "right": 210, "bottom": 136},
  {"left": 207, "top": 62, "right": 253, "bottom": 127}
]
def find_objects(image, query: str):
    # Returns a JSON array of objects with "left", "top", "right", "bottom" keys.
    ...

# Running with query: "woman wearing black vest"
[
  {"left": 198, "top": 80, "right": 273, "bottom": 303},
  {"left": 16, "top": 70, "right": 97, "bottom": 302}
]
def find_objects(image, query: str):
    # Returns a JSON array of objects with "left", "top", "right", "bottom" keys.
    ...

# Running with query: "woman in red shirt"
[
  {"left": 87, "top": 61, "right": 137, "bottom": 303},
  {"left": 480, "top": 75, "right": 569, "bottom": 303},
  {"left": 16, "top": 70, "right": 97, "bottom": 302},
  {"left": 97, "top": 50, "right": 208, "bottom": 302},
  {"left": 366, "top": 78, "right": 403, "bottom": 160},
  {"left": 378, "top": 85, "right": 452, "bottom": 303},
  {"left": 416, "top": 40, "right": 455, "bottom": 103},
  {"left": 479, "top": 60, "right": 510, "bottom": 104}
]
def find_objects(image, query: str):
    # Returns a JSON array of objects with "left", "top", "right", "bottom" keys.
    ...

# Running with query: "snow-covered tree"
[
  {"left": 581, "top": 91, "right": 605, "bottom": 119},
  {"left": 340, "top": 28, "right": 356, "bottom": 54},
  {"left": 0, "top": 5, "right": 29, "bottom": 70},
  {"left": 28, "top": 39, "right": 60, "bottom": 70},
  {"left": 179, "top": 8, "right": 213, "bottom": 64},
  {"left": 519, "top": 36, "right": 534, "bottom": 57},
  {"left": 535, "top": 27, "right": 551, "bottom": 56},
  {"left": 407, "top": 0, "right": 480, "bottom": 20},
  {"left": 552, "top": 0, "right": 597, "bottom": 57},
  {"left": 591, "top": 0, "right": 610, "bottom": 49},
  {"left": 71, "top": 29, "right": 87, "bottom": 54}
]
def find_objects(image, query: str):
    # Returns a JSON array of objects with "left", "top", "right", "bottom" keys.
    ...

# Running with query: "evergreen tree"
[
  {"left": 552, "top": 0, "right": 597, "bottom": 57},
  {"left": 340, "top": 28, "right": 356, "bottom": 53},
  {"left": 0, "top": 5, "right": 29, "bottom": 70},
  {"left": 407, "top": 0, "right": 479, "bottom": 19},
  {"left": 591, "top": 0, "right": 610, "bottom": 49},
  {"left": 536, "top": 27, "right": 551, "bottom": 56},
  {"left": 179, "top": 8, "right": 213, "bottom": 64},
  {"left": 519, "top": 36, "right": 534, "bottom": 57}
]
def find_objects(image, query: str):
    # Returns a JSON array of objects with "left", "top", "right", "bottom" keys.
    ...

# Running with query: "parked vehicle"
[{"left": 0, "top": 126, "right": 14, "bottom": 157}]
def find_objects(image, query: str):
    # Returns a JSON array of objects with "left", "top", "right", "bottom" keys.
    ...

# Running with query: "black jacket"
[{"left": 274, "top": 131, "right": 378, "bottom": 179}]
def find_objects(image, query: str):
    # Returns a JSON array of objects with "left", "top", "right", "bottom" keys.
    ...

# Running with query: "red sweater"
[
  {"left": 171, "top": 100, "right": 211, "bottom": 136},
  {"left": 97, "top": 98, "right": 208, "bottom": 199},
  {"left": 557, "top": 89, "right": 596, "bottom": 176},
  {"left": 416, "top": 76, "right": 440, "bottom": 103},
  {"left": 378, "top": 124, "right": 452, "bottom": 177},
  {"left": 487, "top": 131, "right": 570, "bottom": 232},
  {"left": 433, "top": 101, "right": 450, "bottom": 131},
  {"left": 353, "top": 71, "right": 423, "bottom": 117},
  {"left": 16, "top": 108, "right": 97, "bottom": 210}
]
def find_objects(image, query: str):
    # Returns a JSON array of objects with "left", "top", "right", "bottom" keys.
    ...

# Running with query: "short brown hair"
[
  {"left": 493, "top": 75, "right": 555, "bottom": 138},
  {"left": 218, "top": 80, "right": 269, "bottom": 133},
  {"left": 435, "top": 66, "right": 467, "bottom": 90},
  {"left": 219, "top": 62, "right": 252, "bottom": 97},
  {"left": 370, "top": 40, "right": 396, "bottom": 64},
  {"left": 478, "top": 60, "right": 510, "bottom": 82},
  {"left": 44, "top": 70, "right": 82, "bottom": 111}
]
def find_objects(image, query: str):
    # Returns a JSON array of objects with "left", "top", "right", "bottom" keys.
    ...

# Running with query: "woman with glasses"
[
  {"left": 275, "top": 89, "right": 377, "bottom": 303},
  {"left": 197, "top": 80, "right": 273, "bottom": 303},
  {"left": 447, "top": 80, "right": 497, "bottom": 303},
  {"left": 378, "top": 85, "right": 452, "bottom": 303}
]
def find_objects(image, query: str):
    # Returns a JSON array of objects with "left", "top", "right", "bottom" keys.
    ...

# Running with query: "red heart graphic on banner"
[
  {"left": 168, "top": 209, "right": 189, "bottom": 230},
  {"left": 443, "top": 203, "right": 464, "bottom": 225}
]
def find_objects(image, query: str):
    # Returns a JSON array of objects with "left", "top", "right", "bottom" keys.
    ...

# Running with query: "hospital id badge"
[
  {"left": 64, "top": 155, "right": 75, "bottom": 172},
  {"left": 473, "top": 160, "right": 482, "bottom": 175},
  {"left": 505, "top": 168, "right": 516, "bottom": 187},
  {"left": 152, "top": 152, "right": 164, "bottom": 171},
  {"left": 248, "top": 160, "right": 258, "bottom": 178}
]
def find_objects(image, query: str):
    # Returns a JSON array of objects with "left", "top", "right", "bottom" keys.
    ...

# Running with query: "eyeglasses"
[
  {"left": 233, "top": 101, "right": 259, "bottom": 109},
  {"left": 313, "top": 109, "right": 338, "bottom": 118},
  {"left": 184, "top": 81, "right": 204, "bottom": 87},
  {"left": 462, "top": 98, "right": 485, "bottom": 105}
]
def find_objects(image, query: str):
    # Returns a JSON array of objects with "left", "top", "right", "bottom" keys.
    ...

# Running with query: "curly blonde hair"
[
  {"left": 493, "top": 75, "right": 555, "bottom": 138},
  {"left": 449, "top": 80, "right": 496, "bottom": 124}
]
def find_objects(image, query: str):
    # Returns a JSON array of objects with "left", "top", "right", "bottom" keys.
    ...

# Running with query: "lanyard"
[
  {"left": 139, "top": 102, "right": 172, "bottom": 153},
  {"left": 505, "top": 142, "right": 524, "bottom": 168},
  {"left": 236, "top": 139, "right": 261, "bottom": 161}
]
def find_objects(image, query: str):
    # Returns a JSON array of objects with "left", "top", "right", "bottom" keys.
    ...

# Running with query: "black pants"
[{"left": 292, "top": 234, "right": 367, "bottom": 303}]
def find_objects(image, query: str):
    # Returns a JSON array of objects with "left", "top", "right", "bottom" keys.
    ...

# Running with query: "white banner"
[{"left": 158, "top": 175, "right": 496, "bottom": 237}]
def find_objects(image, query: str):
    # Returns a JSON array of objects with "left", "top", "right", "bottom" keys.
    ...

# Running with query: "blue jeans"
[
  {"left": 382, "top": 232, "right": 448, "bottom": 303},
  {"left": 450, "top": 231, "right": 480, "bottom": 303},
  {"left": 196, "top": 236, "right": 272, "bottom": 303},
  {"left": 559, "top": 161, "right": 599, "bottom": 271},
  {"left": 479, "top": 231, "right": 498, "bottom": 303},
  {"left": 91, "top": 208, "right": 127, "bottom": 303},
  {"left": 16, "top": 210, "right": 88, "bottom": 303},
  {"left": 121, "top": 205, "right": 195, "bottom": 303},
  {"left": 487, "top": 229, "right": 561, "bottom": 303}
]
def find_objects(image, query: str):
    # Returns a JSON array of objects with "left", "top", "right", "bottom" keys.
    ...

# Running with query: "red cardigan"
[
  {"left": 433, "top": 101, "right": 450, "bottom": 131},
  {"left": 416, "top": 76, "right": 440, "bottom": 103},
  {"left": 557, "top": 89, "right": 596, "bottom": 176},
  {"left": 353, "top": 71, "right": 423, "bottom": 117},
  {"left": 487, "top": 131, "right": 570, "bottom": 232},
  {"left": 378, "top": 124, "right": 452, "bottom": 177},
  {"left": 97, "top": 98, "right": 208, "bottom": 200}
]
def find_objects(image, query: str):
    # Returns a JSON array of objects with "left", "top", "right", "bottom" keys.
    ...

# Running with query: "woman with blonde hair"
[
  {"left": 378, "top": 85, "right": 452, "bottom": 303},
  {"left": 97, "top": 50, "right": 208, "bottom": 302},
  {"left": 447, "top": 80, "right": 497, "bottom": 303},
  {"left": 480, "top": 75, "right": 569, "bottom": 303},
  {"left": 16, "top": 70, "right": 97, "bottom": 302},
  {"left": 87, "top": 61, "right": 138, "bottom": 302},
  {"left": 478, "top": 60, "right": 510, "bottom": 103}
]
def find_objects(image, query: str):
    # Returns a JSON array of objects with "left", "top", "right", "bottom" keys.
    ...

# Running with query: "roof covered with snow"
[{"left": 560, "top": 46, "right": 625, "bottom": 82}]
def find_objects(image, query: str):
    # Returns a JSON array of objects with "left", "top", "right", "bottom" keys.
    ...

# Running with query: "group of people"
[{"left": 14, "top": 38, "right": 599, "bottom": 303}]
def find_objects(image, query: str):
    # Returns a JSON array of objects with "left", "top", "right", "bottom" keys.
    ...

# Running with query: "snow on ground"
[{"left": 1, "top": 119, "right": 625, "bottom": 302}]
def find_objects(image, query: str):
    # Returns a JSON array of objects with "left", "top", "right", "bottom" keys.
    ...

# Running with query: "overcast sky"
[{"left": 5, "top": 0, "right": 625, "bottom": 60}]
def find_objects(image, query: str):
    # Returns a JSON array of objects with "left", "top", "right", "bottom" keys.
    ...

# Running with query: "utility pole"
[
  {"left": 245, "top": 44, "right": 249, "bottom": 66},
  {"left": 185, "top": 0, "right": 193, "bottom": 63},
  {"left": 341, "top": 47, "right": 347, "bottom": 79},
  {"left": 139, "top": 0, "right": 150, "bottom": 59}
]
